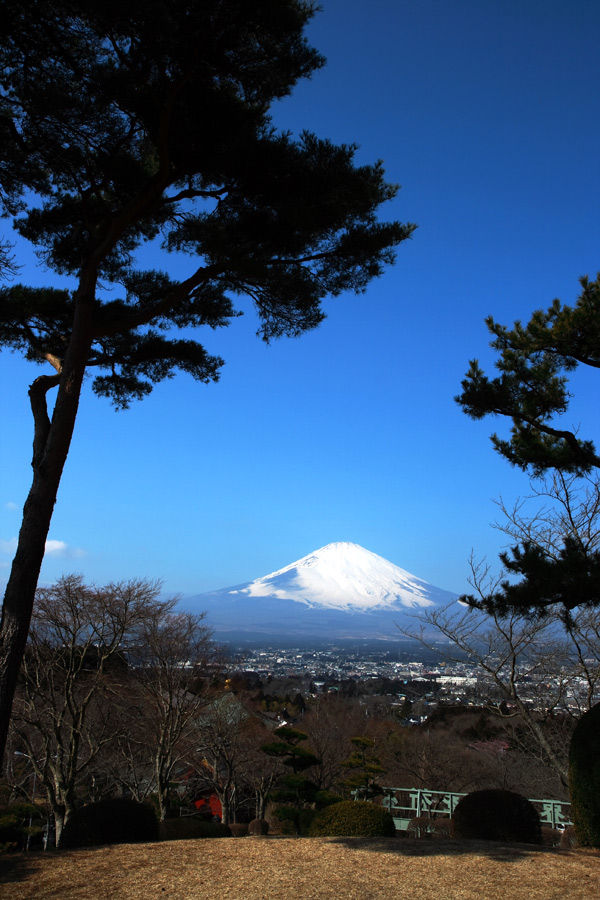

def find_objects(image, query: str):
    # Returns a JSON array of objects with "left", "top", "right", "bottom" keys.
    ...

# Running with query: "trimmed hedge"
[
  {"left": 247, "top": 818, "right": 270, "bottom": 835},
  {"left": 569, "top": 702, "right": 600, "bottom": 847},
  {"left": 453, "top": 789, "right": 541, "bottom": 844},
  {"left": 61, "top": 798, "right": 159, "bottom": 848},
  {"left": 309, "top": 801, "right": 396, "bottom": 838},
  {"left": 159, "top": 817, "right": 232, "bottom": 841}
]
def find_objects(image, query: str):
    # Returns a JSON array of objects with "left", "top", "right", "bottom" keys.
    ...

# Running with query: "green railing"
[{"left": 371, "top": 787, "right": 572, "bottom": 831}]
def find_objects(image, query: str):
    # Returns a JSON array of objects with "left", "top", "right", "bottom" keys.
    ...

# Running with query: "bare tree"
[
  {"left": 382, "top": 725, "right": 496, "bottom": 795},
  {"left": 401, "top": 472, "right": 600, "bottom": 789},
  {"left": 10, "top": 575, "right": 165, "bottom": 845},
  {"left": 301, "top": 695, "right": 368, "bottom": 792},
  {"left": 189, "top": 693, "right": 270, "bottom": 825},
  {"left": 126, "top": 608, "right": 218, "bottom": 821},
  {"left": 492, "top": 471, "right": 600, "bottom": 560}
]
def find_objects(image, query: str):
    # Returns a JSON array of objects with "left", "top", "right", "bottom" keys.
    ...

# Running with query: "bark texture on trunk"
[{"left": 0, "top": 288, "right": 95, "bottom": 769}]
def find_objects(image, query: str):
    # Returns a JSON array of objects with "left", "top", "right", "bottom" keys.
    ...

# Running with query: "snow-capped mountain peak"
[
  {"left": 185, "top": 542, "right": 458, "bottom": 640},
  {"left": 233, "top": 541, "right": 439, "bottom": 611}
]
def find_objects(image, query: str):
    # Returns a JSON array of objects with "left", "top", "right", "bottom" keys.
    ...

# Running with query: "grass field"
[{"left": 1, "top": 836, "right": 599, "bottom": 900}]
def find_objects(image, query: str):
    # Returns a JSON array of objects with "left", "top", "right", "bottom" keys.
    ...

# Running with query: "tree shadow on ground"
[
  {"left": 325, "top": 835, "right": 569, "bottom": 862},
  {"left": 0, "top": 852, "right": 43, "bottom": 884}
]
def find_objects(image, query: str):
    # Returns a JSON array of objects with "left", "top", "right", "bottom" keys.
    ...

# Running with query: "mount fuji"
[{"left": 184, "top": 542, "right": 458, "bottom": 642}]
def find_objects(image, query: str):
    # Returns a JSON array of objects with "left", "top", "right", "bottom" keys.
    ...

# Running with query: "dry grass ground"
[{"left": 1, "top": 836, "right": 599, "bottom": 900}]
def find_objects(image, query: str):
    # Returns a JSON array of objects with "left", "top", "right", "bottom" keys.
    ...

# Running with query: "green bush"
[
  {"left": 309, "top": 801, "right": 396, "bottom": 838},
  {"left": 159, "top": 817, "right": 231, "bottom": 841},
  {"left": 61, "top": 798, "right": 159, "bottom": 848},
  {"left": 569, "top": 702, "right": 600, "bottom": 847},
  {"left": 453, "top": 789, "right": 541, "bottom": 844}
]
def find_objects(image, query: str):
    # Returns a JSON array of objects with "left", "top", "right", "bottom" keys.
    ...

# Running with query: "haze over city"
[{"left": 1, "top": 0, "right": 598, "bottom": 603}]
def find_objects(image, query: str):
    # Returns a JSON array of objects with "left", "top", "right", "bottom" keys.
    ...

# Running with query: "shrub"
[
  {"left": 453, "top": 789, "right": 541, "bottom": 844},
  {"left": 407, "top": 816, "right": 453, "bottom": 839},
  {"left": 569, "top": 701, "right": 600, "bottom": 847},
  {"left": 272, "top": 807, "right": 318, "bottom": 835},
  {"left": 559, "top": 826, "right": 578, "bottom": 850},
  {"left": 229, "top": 823, "right": 248, "bottom": 837},
  {"left": 0, "top": 802, "right": 42, "bottom": 850},
  {"left": 309, "top": 801, "right": 396, "bottom": 838},
  {"left": 159, "top": 817, "right": 231, "bottom": 841},
  {"left": 61, "top": 798, "right": 159, "bottom": 848},
  {"left": 540, "top": 826, "right": 562, "bottom": 847},
  {"left": 407, "top": 816, "right": 433, "bottom": 839},
  {"left": 248, "top": 818, "right": 270, "bottom": 836}
]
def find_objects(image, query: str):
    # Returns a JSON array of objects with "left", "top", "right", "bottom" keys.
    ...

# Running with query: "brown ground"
[{"left": 1, "top": 836, "right": 598, "bottom": 900}]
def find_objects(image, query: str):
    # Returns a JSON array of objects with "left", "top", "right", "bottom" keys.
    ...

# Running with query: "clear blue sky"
[{"left": 1, "top": 0, "right": 599, "bottom": 601}]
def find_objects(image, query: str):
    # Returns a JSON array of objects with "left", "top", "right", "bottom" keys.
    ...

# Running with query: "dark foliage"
[
  {"left": 569, "top": 702, "right": 600, "bottom": 847},
  {"left": 460, "top": 537, "right": 600, "bottom": 617},
  {"left": 262, "top": 726, "right": 321, "bottom": 833},
  {"left": 60, "top": 797, "right": 159, "bottom": 847},
  {"left": 453, "top": 789, "right": 541, "bottom": 844},
  {"left": 456, "top": 275, "right": 600, "bottom": 621},
  {"left": 159, "top": 817, "right": 232, "bottom": 841},
  {"left": 456, "top": 274, "right": 600, "bottom": 477},
  {"left": 309, "top": 800, "right": 396, "bottom": 838},
  {"left": 0, "top": 802, "right": 42, "bottom": 850}
]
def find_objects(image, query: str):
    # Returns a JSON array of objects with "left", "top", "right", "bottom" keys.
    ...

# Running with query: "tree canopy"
[
  {"left": 1, "top": 0, "right": 413, "bottom": 407},
  {"left": 456, "top": 275, "right": 600, "bottom": 619},
  {"left": 456, "top": 274, "right": 600, "bottom": 477},
  {"left": 0, "top": 0, "right": 415, "bottom": 768}
]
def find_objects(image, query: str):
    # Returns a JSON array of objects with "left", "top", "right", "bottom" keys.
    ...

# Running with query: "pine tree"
[
  {"left": 261, "top": 726, "right": 321, "bottom": 833},
  {"left": 456, "top": 274, "right": 600, "bottom": 619},
  {"left": 0, "top": 0, "right": 415, "bottom": 766}
]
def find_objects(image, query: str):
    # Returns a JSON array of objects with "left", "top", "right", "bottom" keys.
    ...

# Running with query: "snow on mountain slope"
[
  {"left": 235, "top": 542, "right": 438, "bottom": 611},
  {"left": 184, "top": 543, "right": 458, "bottom": 639}
]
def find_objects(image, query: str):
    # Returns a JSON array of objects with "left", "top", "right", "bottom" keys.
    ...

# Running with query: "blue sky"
[{"left": 1, "top": 0, "right": 599, "bottom": 601}]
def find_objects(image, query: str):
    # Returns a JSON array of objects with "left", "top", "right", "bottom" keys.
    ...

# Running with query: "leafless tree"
[
  {"left": 400, "top": 472, "right": 600, "bottom": 789},
  {"left": 301, "top": 695, "right": 370, "bottom": 792},
  {"left": 492, "top": 471, "right": 600, "bottom": 559},
  {"left": 10, "top": 575, "right": 166, "bottom": 844},
  {"left": 126, "top": 608, "right": 219, "bottom": 821}
]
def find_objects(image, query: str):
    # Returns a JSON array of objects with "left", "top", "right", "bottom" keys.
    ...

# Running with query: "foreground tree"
[{"left": 0, "top": 0, "right": 415, "bottom": 766}]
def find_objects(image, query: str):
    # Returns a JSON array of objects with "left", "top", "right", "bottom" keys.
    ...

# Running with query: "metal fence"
[{"left": 373, "top": 787, "right": 572, "bottom": 831}]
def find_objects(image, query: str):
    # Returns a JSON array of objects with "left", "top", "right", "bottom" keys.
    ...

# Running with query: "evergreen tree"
[
  {"left": 456, "top": 274, "right": 600, "bottom": 619},
  {"left": 340, "top": 736, "right": 385, "bottom": 799},
  {"left": 0, "top": 0, "right": 415, "bottom": 766},
  {"left": 261, "top": 726, "right": 320, "bottom": 833},
  {"left": 457, "top": 274, "right": 600, "bottom": 477}
]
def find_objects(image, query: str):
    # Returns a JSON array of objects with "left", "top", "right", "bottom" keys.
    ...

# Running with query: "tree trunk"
[{"left": 0, "top": 283, "right": 95, "bottom": 770}]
